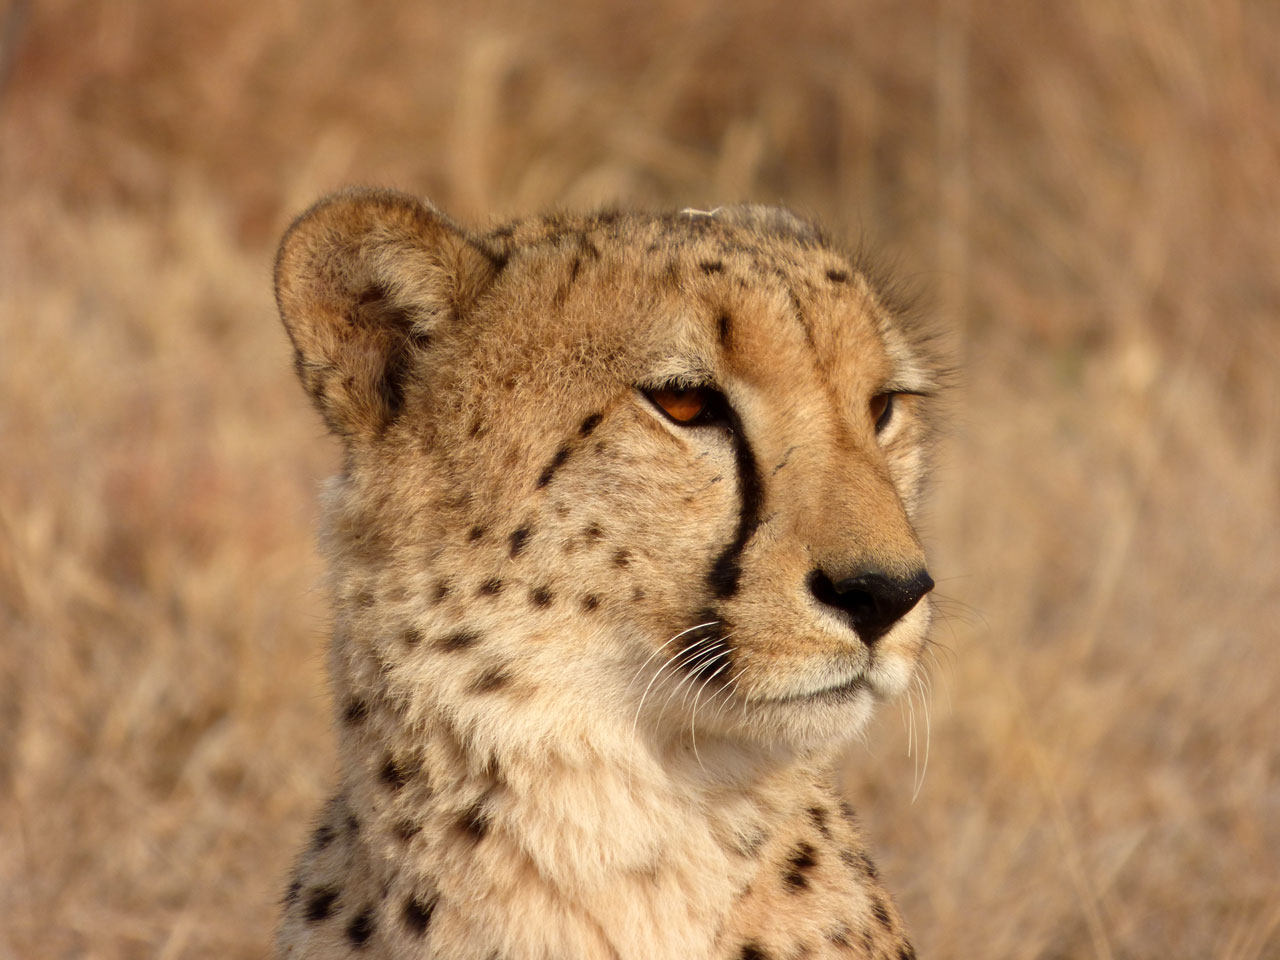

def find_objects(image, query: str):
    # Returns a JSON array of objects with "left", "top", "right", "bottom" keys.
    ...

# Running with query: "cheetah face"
[{"left": 276, "top": 190, "right": 944, "bottom": 750}]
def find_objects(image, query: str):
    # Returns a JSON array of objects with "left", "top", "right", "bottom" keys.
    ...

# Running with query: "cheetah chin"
[{"left": 272, "top": 188, "right": 945, "bottom": 960}]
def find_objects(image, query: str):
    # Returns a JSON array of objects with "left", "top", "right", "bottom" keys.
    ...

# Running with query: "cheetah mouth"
[{"left": 757, "top": 674, "right": 872, "bottom": 706}]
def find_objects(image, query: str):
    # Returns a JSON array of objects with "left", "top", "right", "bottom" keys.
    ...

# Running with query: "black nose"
[{"left": 808, "top": 568, "right": 934, "bottom": 646}]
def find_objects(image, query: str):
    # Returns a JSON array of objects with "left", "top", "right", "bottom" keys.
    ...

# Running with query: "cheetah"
[{"left": 273, "top": 188, "right": 944, "bottom": 960}]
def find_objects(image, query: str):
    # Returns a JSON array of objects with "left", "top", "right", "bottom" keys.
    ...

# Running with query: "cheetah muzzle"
[{"left": 273, "top": 188, "right": 944, "bottom": 960}]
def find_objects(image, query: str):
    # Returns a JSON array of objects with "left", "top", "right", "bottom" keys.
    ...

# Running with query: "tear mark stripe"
[{"left": 705, "top": 401, "right": 765, "bottom": 599}]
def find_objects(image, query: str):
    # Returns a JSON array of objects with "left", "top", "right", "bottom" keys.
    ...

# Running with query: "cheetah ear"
[{"left": 274, "top": 188, "right": 499, "bottom": 440}]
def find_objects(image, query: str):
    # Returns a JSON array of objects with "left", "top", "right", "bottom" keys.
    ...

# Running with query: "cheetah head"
[{"left": 276, "top": 189, "right": 944, "bottom": 755}]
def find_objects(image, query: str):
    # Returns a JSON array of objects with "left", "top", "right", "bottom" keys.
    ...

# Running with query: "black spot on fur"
[
  {"left": 468, "top": 417, "right": 486, "bottom": 439},
  {"left": 871, "top": 895, "right": 893, "bottom": 929},
  {"left": 783, "top": 842, "right": 818, "bottom": 891},
  {"left": 581, "top": 594, "right": 601, "bottom": 611},
  {"left": 440, "top": 629, "right": 482, "bottom": 651},
  {"left": 718, "top": 312, "right": 732, "bottom": 344},
  {"left": 284, "top": 879, "right": 302, "bottom": 905},
  {"left": 478, "top": 578, "right": 504, "bottom": 597},
  {"left": 431, "top": 580, "right": 452, "bottom": 603},
  {"left": 346, "top": 813, "right": 360, "bottom": 834},
  {"left": 304, "top": 886, "right": 340, "bottom": 922},
  {"left": 346, "top": 907, "right": 375, "bottom": 948},
  {"left": 740, "top": 945, "right": 769, "bottom": 960},
  {"left": 458, "top": 802, "right": 490, "bottom": 842},
  {"left": 401, "top": 627, "right": 423, "bottom": 647},
  {"left": 841, "top": 848, "right": 879, "bottom": 881},
  {"left": 393, "top": 818, "right": 420, "bottom": 841},
  {"left": 807, "top": 805, "right": 832, "bottom": 839},
  {"left": 403, "top": 895, "right": 438, "bottom": 936},
  {"left": 311, "top": 823, "right": 337, "bottom": 849},
  {"left": 583, "top": 523, "right": 604, "bottom": 542},
  {"left": 342, "top": 698, "right": 369, "bottom": 725},
  {"left": 509, "top": 527, "right": 531, "bottom": 557},
  {"left": 700, "top": 260, "right": 724, "bottom": 274},
  {"left": 612, "top": 549, "right": 631, "bottom": 567},
  {"left": 899, "top": 944, "right": 917, "bottom": 960},
  {"left": 537, "top": 445, "right": 571, "bottom": 487},
  {"left": 468, "top": 525, "right": 487, "bottom": 542},
  {"left": 380, "top": 756, "right": 411, "bottom": 791},
  {"left": 472, "top": 667, "right": 510, "bottom": 693},
  {"left": 826, "top": 925, "right": 852, "bottom": 948},
  {"left": 826, "top": 268, "right": 849, "bottom": 283},
  {"left": 530, "top": 586, "right": 554, "bottom": 607},
  {"left": 579, "top": 413, "right": 603, "bottom": 436}
]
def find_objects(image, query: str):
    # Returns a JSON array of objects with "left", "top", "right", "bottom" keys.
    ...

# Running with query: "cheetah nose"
[{"left": 807, "top": 568, "right": 934, "bottom": 646}]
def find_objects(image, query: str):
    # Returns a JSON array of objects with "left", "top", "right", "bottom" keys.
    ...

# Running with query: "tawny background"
[{"left": 1, "top": 1, "right": 1277, "bottom": 956}]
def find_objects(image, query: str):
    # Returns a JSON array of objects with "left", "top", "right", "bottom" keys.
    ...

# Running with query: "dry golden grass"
[{"left": 2, "top": 1, "right": 1278, "bottom": 956}]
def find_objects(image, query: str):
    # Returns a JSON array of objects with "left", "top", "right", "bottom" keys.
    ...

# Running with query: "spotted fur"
[{"left": 273, "top": 188, "right": 945, "bottom": 959}]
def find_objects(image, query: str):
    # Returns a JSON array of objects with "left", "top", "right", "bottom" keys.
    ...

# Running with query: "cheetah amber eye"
[
  {"left": 646, "top": 386, "right": 713, "bottom": 424},
  {"left": 870, "top": 392, "right": 895, "bottom": 433}
]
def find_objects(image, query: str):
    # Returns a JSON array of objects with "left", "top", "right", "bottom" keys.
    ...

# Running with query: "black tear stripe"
[{"left": 705, "top": 402, "right": 765, "bottom": 599}]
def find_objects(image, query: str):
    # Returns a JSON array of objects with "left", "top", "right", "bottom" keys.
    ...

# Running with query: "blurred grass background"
[{"left": 1, "top": 0, "right": 1278, "bottom": 957}]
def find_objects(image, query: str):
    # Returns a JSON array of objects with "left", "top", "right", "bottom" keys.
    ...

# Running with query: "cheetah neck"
[{"left": 339, "top": 661, "right": 849, "bottom": 960}]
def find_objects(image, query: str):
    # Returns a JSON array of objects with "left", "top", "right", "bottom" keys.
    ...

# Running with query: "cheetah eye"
[
  {"left": 870, "top": 392, "right": 895, "bottom": 433},
  {"left": 643, "top": 385, "right": 721, "bottom": 425}
]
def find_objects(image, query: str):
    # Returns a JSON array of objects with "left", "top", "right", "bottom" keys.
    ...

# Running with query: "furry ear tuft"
[{"left": 274, "top": 188, "right": 498, "bottom": 439}]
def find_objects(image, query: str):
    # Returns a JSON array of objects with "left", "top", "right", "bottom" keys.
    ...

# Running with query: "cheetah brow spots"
[
  {"left": 579, "top": 412, "right": 603, "bottom": 436},
  {"left": 826, "top": 268, "right": 850, "bottom": 283},
  {"left": 782, "top": 841, "right": 818, "bottom": 891},
  {"left": 437, "top": 628, "right": 482, "bottom": 652},
  {"left": 342, "top": 698, "right": 369, "bottom": 725},
  {"left": 739, "top": 944, "right": 770, "bottom": 960},
  {"left": 457, "top": 801, "right": 490, "bottom": 842},
  {"left": 304, "top": 886, "right": 340, "bottom": 922},
  {"left": 477, "top": 578, "right": 504, "bottom": 598},
  {"left": 468, "top": 525, "right": 487, "bottom": 542},
  {"left": 537, "top": 445, "right": 571, "bottom": 488},
  {"left": 581, "top": 594, "right": 601, "bottom": 612},
  {"left": 403, "top": 895, "right": 438, "bottom": 936},
  {"left": 529, "top": 586, "right": 554, "bottom": 607},
  {"left": 346, "top": 906, "right": 375, "bottom": 948},
  {"left": 508, "top": 527, "right": 531, "bottom": 557}
]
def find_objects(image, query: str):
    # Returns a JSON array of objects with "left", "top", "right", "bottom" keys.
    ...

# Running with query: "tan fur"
[{"left": 273, "top": 188, "right": 945, "bottom": 960}]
